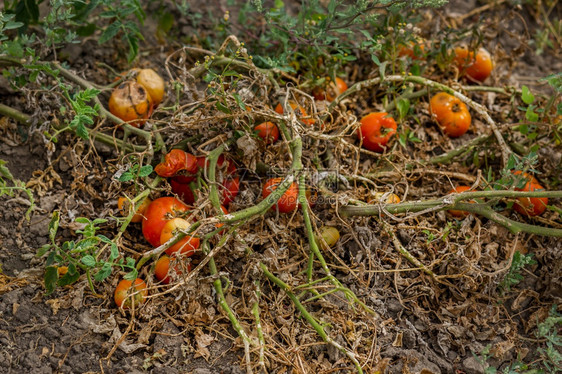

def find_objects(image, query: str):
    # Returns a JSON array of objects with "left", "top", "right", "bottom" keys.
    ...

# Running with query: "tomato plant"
[
  {"left": 312, "top": 77, "right": 348, "bottom": 102},
  {"left": 108, "top": 81, "right": 153, "bottom": 127},
  {"left": 447, "top": 185, "right": 474, "bottom": 217},
  {"left": 154, "top": 149, "right": 198, "bottom": 178},
  {"left": 142, "top": 197, "right": 190, "bottom": 247},
  {"left": 254, "top": 122, "right": 280, "bottom": 144},
  {"left": 117, "top": 196, "right": 152, "bottom": 223},
  {"left": 429, "top": 92, "right": 471, "bottom": 137},
  {"left": 114, "top": 278, "right": 148, "bottom": 309},
  {"left": 135, "top": 68, "right": 165, "bottom": 107},
  {"left": 356, "top": 112, "right": 398, "bottom": 152},
  {"left": 160, "top": 217, "right": 200, "bottom": 256},
  {"left": 514, "top": 182, "right": 548, "bottom": 217},
  {"left": 453, "top": 46, "right": 493, "bottom": 82},
  {"left": 275, "top": 101, "right": 315, "bottom": 125},
  {"left": 262, "top": 177, "right": 300, "bottom": 213}
]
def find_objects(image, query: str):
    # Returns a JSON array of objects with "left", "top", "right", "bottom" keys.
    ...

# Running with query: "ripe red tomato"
[
  {"left": 109, "top": 81, "right": 153, "bottom": 127},
  {"left": 142, "top": 197, "right": 190, "bottom": 247},
  {"left": 514, "top": 182, "right": 548, "bottom": 217},
  {"left": 160, "top": 217, "right": 200, "bottom": 256},
  {"left": 114, "top": 278, "right": 148, "bottom": 309},
  {"left": 254, "top": 122, "right": 280, "bottom": 144},
  {"left": 221, "top": 176, "right": 240, "bottom": 206},
  {"left": 117, "top": 197, "right": 152, "bottom": 223},
  {"left": 453, "top": 47, "right": 493, "bottom": 82},
  {"left": 356, "top": 112, "right": 397, "bottom": 152},
  {"left": 429, "top": 92, "right": 471, "bottom": 137},
  {"left": 275, "top": 101, "right": 315, "bottom": 126},
  {"left": 262, "top": 177, "right": 300, "bottom": 213},
  {"left": 155, "top": 149, "right": 198, "bottom": 178},
  {"left": 171, "top": 177, "right": 196, "bottom": 204},
  {"left": 447, "top": 185, "right": 475, "bottom": 217},
  {"left": 312, "top": 77, "right": 348, "bottom": 102},
  {"left": 154, "top": 256, "right": 192, "bottom": 284}
]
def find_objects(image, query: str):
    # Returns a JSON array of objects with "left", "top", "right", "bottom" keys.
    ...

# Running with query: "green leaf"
[
  {"left": 397, "top": 98, "right": 410, "bottom": 120},
  {"left": 44, "top": 266, "right": 58, "bottom": 295},
  {"left": 73, "top": 238, "right": 100, "bottom": 253},
  {"left": 521, "top": 85, "right": 535, "bottom": 105},
  {"left": 58, "top": 270, "right": 80, "bottom": 287},
  {"left": 138, "top": 165, "right": 153, "bottom": 177},
  {"left": 36, "top": 244, "right": 52, "bottom": 257},
  {"left": 124, "top": 269, "right": 138, "bottom": 280},
  {"left": 118, "top": 172, "right": 134, "bottom": 182},
  {"left": 216, "top": 102, "right": 232, "bottom": 114},
  {"left": 371, "top": 54, "right": 380, "bottom": 66},
  {"left": 75, "top": 217, "right": 90, "bottom": 224},
  {"left": 81, "top": 255, "right": 96, "bottom": 268},
  {"left": 525, "top": 106, "right": 539, "bottom": 122},
  {"left": 48, "top": 211, "right": 60, "bottom": 244},
  {"left": 94, "top": 262, "right": 112, "bottom": 281},
  {"left": 99, "top": 22, "right": 121, "bottom": 44},
  {"left": 109, "top": 243, "right": 119, "bottom": 261}
]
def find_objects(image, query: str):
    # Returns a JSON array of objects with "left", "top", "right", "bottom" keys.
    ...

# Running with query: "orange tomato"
[
  {"left": 117, "top": 197, "right": 152, "bottom": 223},
  {"left": 514, "top": 182, "right": 548, "bottom": 217},
  {"left": 262, "top": 177, "right": 300, "bottom": 213},
  {"left": 135, "top": 68, "right": 165, "bottom": 107},
  {"left": 312, "top": 77, "right": 348, "bottom": 102},
  {"left": 154, "top": 256, "right": 191, "bottom": 284},
  {"left": 356, "top": 112, "right": 398, "bottom": 152},
  {"left": 429, "top": 92, "right": 471, "bottom": 137},
  {"left": 512, "top": 170, "right": 539, "bottom": 185},
  {"left": 108, "top": 81, "right": 154, "bottom": 127},
  {"left": 114, "top": 278, "right": 148, "bottom": 309},
  {"left": 254, "top": 122, "right": 280, "bottom": 144},
  {"left": 447, "top": 185, "right": 474, "bottom": 217},
  {"left": 453, "top": 47, "right": 493, "bottom": 82},
  {"left": 275, "top": 101, "right": 315, "bottom": 125},
  {"left": 160, "top": 218, "right": 200, "bottom": 256}
]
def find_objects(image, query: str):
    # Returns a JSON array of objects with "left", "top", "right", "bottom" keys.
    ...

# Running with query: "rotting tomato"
[
  {"left": 262, "top": 177, "right": 300, "bottom": 213},
  {"left": 453, "top": 46, "right": 493, "bottom": 83},
  {"left": 114, "top": 278, "right": 148, "bottom": 309},
  {"left": 369, "top": 192, "right": 401, "bottom": 204},
  {"left": 312, "top": 77, "right": 348, "bottom": 102},
  {"left": 155, "top": 149, "right": 198, "bottom": 178},
  {"left": 429, "top": 92, "right": 471, "bottom": 138},
  {"left": 135, "top": 68, "right": 165, "bottom": 107},
  {"left": 108, "top": 80, "right": 154, "bottom": 127},
  {"left": 142, "top": 197, "right": 190, "bottom": 247},
  {"left": 117, "top": 196, "right": 152, "bottom": 223},
  {"left": 160, "top": 217, "right": 200, "bottom": 256},
  {"left": 254, "top": 122, "right": 280, "bottom": 144},
  {"left": 514, "top": 182, "right": 548, "bottom": 217},
  {"left": 356, "top": 112, "right": 398, "bottom": 153},
  {"left": 154, "top": 255, "right": 192, "bottom": 284},
  {"left": 447, "top": 185, "right": 475, "bottom": 218},
  {"left": 275, "top": 101, "right": 315, "bottom": 126}
]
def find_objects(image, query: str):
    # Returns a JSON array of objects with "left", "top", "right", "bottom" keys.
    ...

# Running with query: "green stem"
[
  {"left": 260, "top": 263, "right": 364, "bottom": 374},
  {"left": 252, "top": 280, "right": 266, "bottom": 373}
]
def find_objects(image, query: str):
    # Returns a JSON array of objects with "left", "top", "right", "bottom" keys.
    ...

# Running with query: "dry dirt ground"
[{"left": 0, "top": 1, "right": 561, "bottom": 373}]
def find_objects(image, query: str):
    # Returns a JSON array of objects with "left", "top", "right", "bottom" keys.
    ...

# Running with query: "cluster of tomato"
[
  {"left": 447, "top": 171, "right": 549, "bottom": 219},
  {"left": 355, "top": 44, "right": 495, "bottom": 153},
  {"left": 108, "top": 68, "right": 166, "bottom": 127}
]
